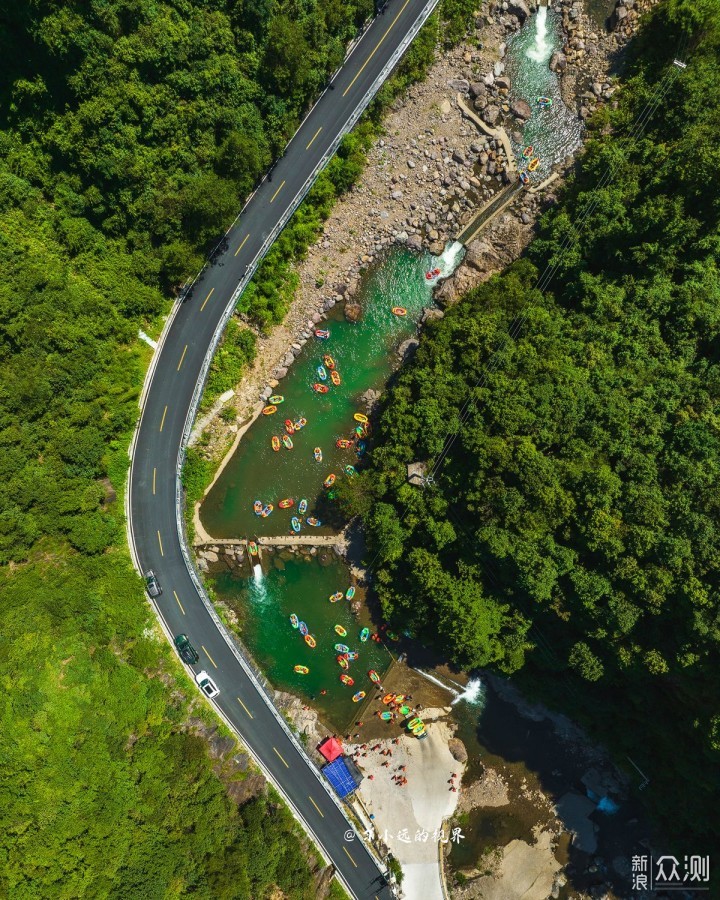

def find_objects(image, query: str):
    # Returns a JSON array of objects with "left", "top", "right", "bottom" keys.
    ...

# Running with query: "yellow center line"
[
  {"left": 173, "top": 591, "right": 185, "bottom": 615},
  {"left": 159, "top": 405, "right": 168, "bottom": 431},
  {"left": 157, "top": 530, "right": 164, "bottom": 556},
  {"left": 202, "top": 646, "right": 218, "bottom": 669},
  {"left": 343, "top": 846, "right": 357, "bottom": 868},
  {"left": 152, "top": 467, "right": 156, "bottom": 495},
  {"left": 234, "top": 234, "right": 250, "bottom": 256},
  {"left": 200, "top": 287, "right": 214, "bottom": 311},
  {"left": 177, "top": 344, "right": 188, "bottom": 371},
  {"left": 309, "top": 796, "right": 324, "bottom": 817},
  {"left": 270, "top": 180, "right": 285, "bottom": 203},
  {"left": 306, "top": 126, "right": 322, "bottom": 150},
  {"left": 273, "top": 747, "right": 290, "bottom": 768},
  {"left": 237, "top": 697, "right": 254, "bottom": 719},
  {"left": 343, "top": 0, "right": 410, "bottom": 97}
]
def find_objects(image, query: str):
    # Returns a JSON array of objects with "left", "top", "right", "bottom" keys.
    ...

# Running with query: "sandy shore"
[{"left": 348, "top": 715, "right": 463, "bottom": 900}]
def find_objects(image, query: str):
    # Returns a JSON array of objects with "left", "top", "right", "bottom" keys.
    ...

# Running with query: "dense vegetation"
[
  {"left": 0, "top": 553, "right": 321, "bottom": 898},
  {"left": 0, "top": 0, "right": 465, "bottom": 893},
  {"left": 361, "top": 0, "right": 720, "bottom": 849}
]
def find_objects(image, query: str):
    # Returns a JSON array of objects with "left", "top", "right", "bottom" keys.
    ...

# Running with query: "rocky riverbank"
[{"left": 193, "top": 0, "right": 656, "bottom": 477}]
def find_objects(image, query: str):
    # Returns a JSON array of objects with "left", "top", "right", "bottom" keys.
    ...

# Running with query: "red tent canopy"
[{"left": 318, "top": 736, "right": 343, "bottom": 762}]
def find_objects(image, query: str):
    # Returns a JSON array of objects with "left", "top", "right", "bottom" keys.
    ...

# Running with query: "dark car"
[
  {"left": 145, "top": 570, "right": 162, "bottom": 597},
  {"left": 174, "top": 634, "right": 199, "bottom": 665}
]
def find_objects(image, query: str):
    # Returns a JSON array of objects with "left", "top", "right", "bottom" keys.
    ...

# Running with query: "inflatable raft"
[
  {"left": 353, "top": 691, "right": 366, "bottom": 703},
  {"left": 314, "top": 447, "right": 322, "bottom": 462},
  {"left": 334, "top": 643, "right": 350, "bottom": 653},
  {"left": 282, "top": 435, "right": 293, "bottom": 450},
  {"left": 306, "top": 517, "right": 321, "bottom": 527},
  {"left": 346, "top": 586, "right": 356, "bottom": 600},
  {"left": 329, "top": 591, "right": 343, "bottom": 602},
  {"left": 260, "top": 504, "right": 273, "bottom": 517},
  {"left": 294, "top": 665, "right": 309, "bottom": 674},
  {"left": 337, "top": 656, "right": 349, "bottom": 670},
  {"left": 340, "top": 674, "right": 355, "bottom": 686},
  {"left": 271, "top": 435, "right": 280, "bottom": 451},
  {"left": 262, "top": 405, "right": 277, "bottom": 415},
  {"left": 392, "top": 306, "right": 407, "bottom": 315},
  {"left": 323, "top": 474, "right": 336, "bottom": 488},
  {"left": 334, "top": 625, "right": 347, "bottom": 637},
  {"left": 278, "top": 498, "right": 294, "bottom": 509},
  {"left": 299, "top": 621, "right": 308, "bottom": 636},
  {"left": 353, "top": 413, "right": 368, "bottom": 424},
  {"left": 323, "top": 355, "right": 336, "bottom": 370},
  {"left": 290, "top": 614, "right": 299, "bottom": 629},
  {"left": 336, "top": 438, "right": 353, "bottom": 449},
  {"left": 304, "top": 634, "right": 316, "bottom": 648},
  {"left": 317, "top": 365, "right": 327, "bottom": 381},
  {"left": 253, "top": 500, "right": 263, "bottom": 515},
  {"left": 314, "top": 329, "right": 330, "bottom": 339},
  {"left": 291, "top": 517, "right": 301, "bottom": 533},
  {"left": 331, "top": 370, "right": 341, "bottom": 386},
  {"left": 269, "top": 395, "right": 284, "bottom": 404},
  {"left": 360, "top": 628, "right": 370, "bottom": 643},
  {"left": 368, "top": 669, "right": 380, "bottom": 682},
  {"left": 298, "top": 498, "right": 308, "bottom": 514},
  {"left": 313, "top": 383, "right": 329, "bottom": 393}
]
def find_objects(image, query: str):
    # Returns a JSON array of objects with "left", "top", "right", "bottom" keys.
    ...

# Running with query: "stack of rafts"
[
  {"left": 317, "top": 737, "right": 364, "bottom": 798},
  {"left": 405, "top": 716, "right": 427, "bottom": 740}
]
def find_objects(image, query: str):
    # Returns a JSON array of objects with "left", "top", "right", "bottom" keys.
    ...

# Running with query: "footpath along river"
[{"left": 200, "top": 4, "right": 580, "bottom": 729}]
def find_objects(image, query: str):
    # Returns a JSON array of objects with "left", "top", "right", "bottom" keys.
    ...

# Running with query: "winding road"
[{"left": 127, "top": 1, "right": 441, "bottom": 896}]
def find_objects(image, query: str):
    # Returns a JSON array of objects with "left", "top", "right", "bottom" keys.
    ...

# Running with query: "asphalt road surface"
[{"left": 128, "top": 1, "right": 440, "bottom": 896}]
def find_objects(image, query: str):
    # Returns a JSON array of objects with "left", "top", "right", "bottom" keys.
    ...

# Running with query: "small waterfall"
[
  {"left": 451, "top": 677, "right": 485, "bottom": 707},
  {"left": 526, "top": 6, "right": 552, "bottom": 65},
  {"left": 437, "top": 240, "right": 465, "bottom": 276},
  {"left": 253, "top": 563, "right": 263, "bottom": 582}
]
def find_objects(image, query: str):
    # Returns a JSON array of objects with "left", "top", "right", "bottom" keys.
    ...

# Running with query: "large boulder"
[
  {"left": 507, "top": 0, "right": 530, "bottom": 22},
  {"left": 448, "top": 77, "right": 470, "bottom": 93},
  {"left": 397, "top": 338, "right": 420, "bottom": 360},
  {"left": 344, "top": 302, "right": 362, "bottom": 323},
  {"left": 510, "top": 98, "right": 532, "bottom": 121},
  {"left": 464, "top": 239, "right": 496, "bottom": 274},
  {"left": 482, "top": 104, "right": 501, "bottom": 127},
  {"left": 469, "top": 81, "right": 487, "bottom": 100},
  {"left": 610, "top": 4, "right": 629, "bottom": 30},
  {"left": 549, "top": 50, "right": 567, "bottom": 73},
  {"left": 495, "top": 75, "right": 511, "bottom": 91},
  {"left": 448, "top": 738, "right": 469, "bottom": 763}
]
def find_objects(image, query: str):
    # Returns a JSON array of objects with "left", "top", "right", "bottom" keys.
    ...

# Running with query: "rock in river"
[
  {"left": 345, "top": 302, "right": 362, "bottom": 323},
  {"left": 510, "top": 98, "right": 532, "bottom": 121},
  {"left": 507, "top": 0, "right": 530, "bottom": 23}
]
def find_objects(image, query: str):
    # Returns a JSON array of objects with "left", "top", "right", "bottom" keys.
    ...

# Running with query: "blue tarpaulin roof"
[{"left": 323, "top": 757, "right": 362, "bottom": 798}]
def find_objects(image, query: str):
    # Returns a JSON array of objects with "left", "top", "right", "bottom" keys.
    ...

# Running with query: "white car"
[{"left": 195, "top": 670, "right": 220, "bottom": 699}]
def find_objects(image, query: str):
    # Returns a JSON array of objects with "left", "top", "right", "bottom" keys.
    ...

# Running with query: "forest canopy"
[
  {"left": 362, "top": 0, "right": 720, "bottom": 850},
  {"left": 0, "top": 0, "right": 426, "bottom": 894}
]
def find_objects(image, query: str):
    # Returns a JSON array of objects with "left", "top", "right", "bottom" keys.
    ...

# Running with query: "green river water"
[
  {"left": 215, "top": 558, "right": 394, "bottom": 729},
  {"left": 201, "top": 245, "right": 461, "bottom": 538},
  {"left": 202, "top": 8, "right": 579, "bottom": 738}
]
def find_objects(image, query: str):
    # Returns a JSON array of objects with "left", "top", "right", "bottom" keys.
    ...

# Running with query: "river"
[{"left": 200, "top": 10, "right": 608, "bottom": 877}]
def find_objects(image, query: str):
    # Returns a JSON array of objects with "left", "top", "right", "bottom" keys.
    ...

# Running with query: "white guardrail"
[{"left": 127, "top": 0, "right": 441, "bottom": 890}]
